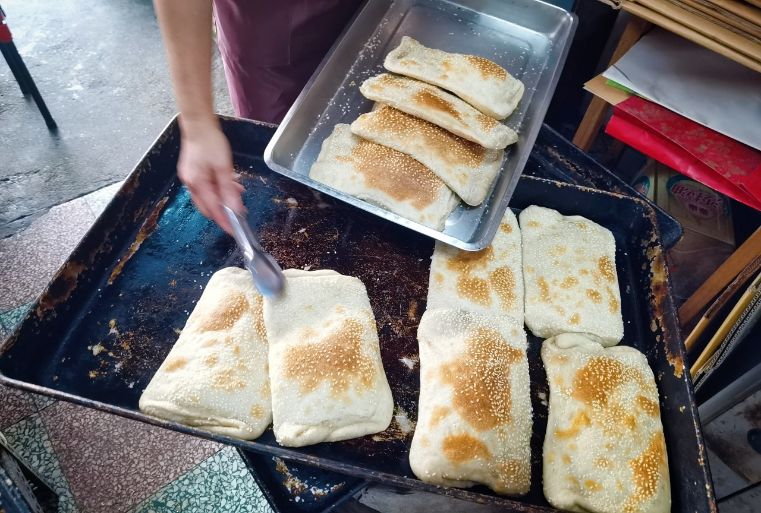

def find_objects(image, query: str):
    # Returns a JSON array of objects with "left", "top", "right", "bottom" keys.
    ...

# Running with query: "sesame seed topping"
[
  {"left": 359, "top": 74, "right": 513, "bottom": 149},
  {"left": 284, "top": 318, "right": 376, "bottom": 397},
  {"left": 346, "top": 139, "right": 446, "bottom": 210},
  {"left": 439, "top": 326, "right": 523, "bottom": 431},
  {"left": 598, "top": 256, "right": 616, "bottom": 282},
  {"left": 413, "top": 89, "right": 461, "bottom": 120},
  {"left": 355, "top": 106, "right": 487, "bottom": 167},
  {"left": 542, "top": 338, "right": 669, "bottom": 513},
  {"left": 464, "top": 55, "right": 508, "bottom": 80}
]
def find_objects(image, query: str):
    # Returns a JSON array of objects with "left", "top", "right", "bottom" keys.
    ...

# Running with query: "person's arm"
[{"left": 154, "top": 0, "right": 244, "bottom": 233}]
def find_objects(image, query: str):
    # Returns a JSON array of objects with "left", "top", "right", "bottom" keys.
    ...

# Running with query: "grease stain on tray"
[
  {"left": 274, "top": 457, "right": 309, "bottom": 494},
  {"left": 372, "top": 406, "right": 416, "bottom": 442},
  {"left": 35, "top": 261, "right": 87, "bottom": 318},
  {"left": 399, "top": 354, "right": 419, "bottom": 370},
  {"left": 644, "top": 240, "right": 684, "bottom": 378},
  {"left": 108, "top": 196, "right": 169, "bottom": 285}
]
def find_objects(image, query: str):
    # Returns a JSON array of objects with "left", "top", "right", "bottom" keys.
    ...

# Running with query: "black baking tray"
[
  {"left": 0, "top": 117, "right": 714, "bottom": 512},
  {"left": 237, "top": 450, "right": 366, "bottom": 513}
]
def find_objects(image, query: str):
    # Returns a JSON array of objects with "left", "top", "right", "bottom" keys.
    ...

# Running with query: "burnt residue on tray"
[
  {"left": 34, "top": 261, "right": 87, "bottom": 320},
  {"left": 108, "top": 196, "right": 170, "bottom": 285},
  {"left": 644, "top": 238, "right": 684, "bottom": 379},
  {"left": 237, "top": 450, "right": 366, "bottom": 513},
  {"left": 84, "top": 315, "right": 179, "bottom": 387},
  {"left": 0, "top": 118, "right": 715, "bottom": 513},
  {"left": 640, "top": 219, "right": 716, "bottom": 506}
]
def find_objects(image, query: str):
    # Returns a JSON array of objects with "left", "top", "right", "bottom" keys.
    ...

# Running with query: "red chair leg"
[
  {"left": 1, "top": 5, "right": 57, "bottom": 130},
  {"left": 1, "top": 42, "right": 30, "bottom": 95},
  {"left": 4, "top": 41, "right": 57, "bottom": 129}
]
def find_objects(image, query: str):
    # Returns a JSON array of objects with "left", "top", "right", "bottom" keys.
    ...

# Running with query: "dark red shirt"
[{"left": 213, "top": 0, "right": 360, "bottom": 123}]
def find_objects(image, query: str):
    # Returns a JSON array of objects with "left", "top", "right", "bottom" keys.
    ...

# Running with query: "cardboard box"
[{"left": 653, "top": 162, "right": 735, "bottom": 245}]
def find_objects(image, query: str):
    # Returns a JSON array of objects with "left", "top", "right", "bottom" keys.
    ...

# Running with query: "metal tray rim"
[
  {"left": 0, "top": 375, "right": 563, "bottom": 512},
  {"left": 238, "top": 448, "right": 369, "bottom": 513},
  {"left": 531, "top": 124, "right": 684, "bottom": 248},
  {"left": 0, "top": 115, "right": 276, "bottom": 362}
]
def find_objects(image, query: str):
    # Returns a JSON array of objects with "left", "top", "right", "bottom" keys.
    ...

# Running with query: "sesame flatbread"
[
  {"left": 427, "top": 209, "right": 523, "bottom": 324},
  {"left": 542, "top": 333, "right": 670, "bottom": 513},
  {"left": 263, "top": 269, "right": 393, "bottom": 447},
  {"left": 139, "top": 267, "right": 271, "bottom": 440},
  {"left": 309, "top": 124, "right": 459, "bottom": 230},
  {"left": 384, "top": 37, "right": 524, "bottom": 120},
  {"left": 410, "top": 309, "right": 532, "bottom": 495},
  {"left": 359, "top": 73, "right": 517, "bottom": 150},
  {"left": 520, "top": 205, "right": 624, "bottom": 346},
  {"left": 351, "top": 106, "right": 504, "bottom": 206}
]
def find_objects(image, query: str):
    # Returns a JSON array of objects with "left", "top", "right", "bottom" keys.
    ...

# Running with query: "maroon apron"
[{"left": 213, "top": 0, "right": 360, "bottom": 123}]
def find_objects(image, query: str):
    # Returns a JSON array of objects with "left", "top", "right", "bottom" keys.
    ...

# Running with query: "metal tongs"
[{"left": 223, "top": 206, "right": 285, "bottom": 296}]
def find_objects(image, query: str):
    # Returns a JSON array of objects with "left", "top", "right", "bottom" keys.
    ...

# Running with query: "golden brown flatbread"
[
  {"left": 384, "top": 36, "right": 524, "bottom": 119},
  {"left": 263, "top": 269, "right": 394, "bottom": 447},
  {"left": 350, "top": 106, "right": 504, "bottom": 206},
  {"left": 409, "top": 309, "right": 532, "bottom": 495},
  {"left": 359, "top": 73, "right": 517, "bottom": 150},
  {"left": 139, "top": 267, "right": 271, "bottom": 440},
  {"left": 427, "top": 209, "right": 523, "bottom": 324},
  {"left": 520, "top": 205, "right": 624, "bottom": 346},
  {"left": 542, "top": 333, "right": 670, "bottom": 513},
  {"left": 309, "top": 124, "right": 459, "bottom": 230}
]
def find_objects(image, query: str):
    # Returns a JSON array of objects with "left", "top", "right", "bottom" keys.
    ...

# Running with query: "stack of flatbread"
[
  {"left": 410, "top": 210, "right": 533, "bottom": 496},
  {"left": 310, "top": 36, "right": 524, "bottom": 229},
  {"left": 514, "top": 206, "right": 671, "bottom": 513},
  {"left": 140, "top": 267, "right": 394, "bottom": 447},
  {"left": 411, "top": 205, "right": 671, "bottom": 511}
]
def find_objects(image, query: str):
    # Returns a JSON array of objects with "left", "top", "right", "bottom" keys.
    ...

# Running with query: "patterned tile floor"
[{"left": 0, "top": 183, "right": 275, "bottom": 513}]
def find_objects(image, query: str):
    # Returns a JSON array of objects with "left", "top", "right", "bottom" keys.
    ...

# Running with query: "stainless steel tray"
[{"left": 264, "top": 0, "right": 577, "bottom": 251}]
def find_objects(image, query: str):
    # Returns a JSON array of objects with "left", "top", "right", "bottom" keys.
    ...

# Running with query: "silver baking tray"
[{"left": 264, "top": 0, "right": 577, "bottom": 250}]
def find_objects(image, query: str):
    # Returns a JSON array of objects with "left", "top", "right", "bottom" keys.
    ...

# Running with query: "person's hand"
[{"left": 177, "top": 118, "right": 245, "bottom": 234}]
